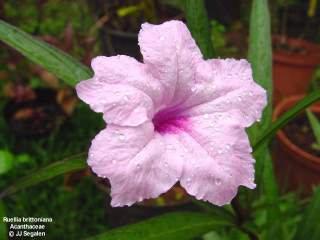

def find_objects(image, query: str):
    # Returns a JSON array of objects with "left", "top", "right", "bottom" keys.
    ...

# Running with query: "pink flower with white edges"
[{"left": 76, "top": 20, "right": 267, "bottom": 207}]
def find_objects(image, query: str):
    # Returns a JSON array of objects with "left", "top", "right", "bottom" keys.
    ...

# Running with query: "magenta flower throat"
[{"left": 76, "top": 20, "right": 267, "bottom": 207}]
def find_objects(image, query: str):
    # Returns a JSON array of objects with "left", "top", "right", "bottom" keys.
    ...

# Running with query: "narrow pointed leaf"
[
  {"left": 247, "top": 1, "right": 279, "bottom": 237},
  {"left": 294, "top": 187, "right": 320, "bottom": 240},
  {"left": 253, "top": 90, "right": 320, "bottom": 153},
  {"left": 0, "top": 20, "right": 92, "bottom": 86},
  {"left": 87, "top": 212, "right": 232, "bottom": 240},
  {"left": 0, "top": 154, "right": 86, "bottom": 199},
  {"left": 306, "top": 109, "right": 320, "bottom": 146},
  {"left": 185, "top": 0, "right": 214, "bottom": 58},
  {"left": 248, "top": 0, "right": 278, "bottom": 199},
  {"left": 247, "top": 0, "right": 273, "bottom": 142}
]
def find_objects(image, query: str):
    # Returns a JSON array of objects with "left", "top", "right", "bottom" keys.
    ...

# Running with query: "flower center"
[{"left": 152, "top": 108, "right": 189, "bottom": 134}]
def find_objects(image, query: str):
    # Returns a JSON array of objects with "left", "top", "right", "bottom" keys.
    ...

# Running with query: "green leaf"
[
  {"left": 185, "top": 0, "right": 214, "bottom": 59},
  {"left": 294, "top": 187, "right": 320, "bottom": 240},
  {"left": 306, "top": 109, "right": 320, "bottom": 146},
  {"left": 247, "top": 0, "right": 276, "bottom": 194},
  {"left": 0, "top": 154, "right": 86, "bottom": 199},
  {"left": 0, "top": 150, "right": 14, "bottom": 175},
  {"left": 247, "top": 2, "right": 280, "bottom": 239},
  {"left": 253, "top": 90, "right": 320, "bottom": 153},
  {"left": 190, "top": 198, "right": 235, "bottom": 223},
  {"left": 117, "top": 5, "right": 142, "bottom": 17},
  {"left": 247, "top": 0, "right": 273, "bottom": 145},
  {"left": 0, "top": 201, "right": 7, "bottom": 240},
  {"left": 86, "top": 211, "right": 231, "bottom": 240},
  {"left": 0, "top": 20, "right": 92, "bottom": 86}
]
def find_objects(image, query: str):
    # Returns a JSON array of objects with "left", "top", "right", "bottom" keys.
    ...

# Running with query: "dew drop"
[
  {"left": 124, "top": 95, "right": 130, "bottom": 101},
  {"left": 225, "top": 144, "right": 231, "bottom": 150},
  {"left": 191, "top": 86, "right": 197, "bottom": 92},
  {"left": 167, "top": 144, "right": 174, "bottom": 150},
  {"left": 136, "top": 163, "right": 141, "bottom": 169},
  {"left": 249, "top": 91, "right": 253, "bottom": 96},
  {"left": 237, "top": 96, "right": 242, "bottom": 102},
  {"left": 159, "top": 36, "right": 164, "bottom": 41},
  {"left": 257, "top": 118, "right": 261, "bottom": 122},
  {"left": 186, "top": 178, "right": 191, "bottom": 186},
  {"left": 119, "top": 134, "right": 125, "bottom": 140},
  {"left": 164, "top": 161, "right": 168, "bottom": 167},
  {"left": 112, "top": 160, "right": 117, "bottom": 164},
  {"left": 100, "top": 99, "right": 107, "bottom": 104},
  {"left": 215, "top": 178, "right": 222, "bottom": 185},
  {"left": 203, "top": 114, "right": 209, "bottom": 119}
]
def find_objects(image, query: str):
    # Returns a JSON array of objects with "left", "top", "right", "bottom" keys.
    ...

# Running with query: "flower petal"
[
  {"left": 91, "top": 55, "right": 164, "bottom": 108},
  {"left": 76, "top": 79, "right": 154, "bottom": 126},
  {"left": 88, "top": 122, "right": 183, "bottom": 207},
  {"left": 180, "top": 59, "right": 267, "bottom": 127},
  {"left": 176, "top": 110, "right": 255, "bottom": 206},
  {"left": 138, "top": 20, "right": 202, "bottom": 107}
]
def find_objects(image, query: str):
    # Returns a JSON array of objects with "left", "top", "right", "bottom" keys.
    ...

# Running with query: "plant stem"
[{"left": 231, "top": 199, "right": 259, "bottom": 240}]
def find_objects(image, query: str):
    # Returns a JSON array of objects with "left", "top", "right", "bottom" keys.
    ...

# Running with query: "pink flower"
[{"left": 76, "top": 20, "right": 267, "bottom": 207}]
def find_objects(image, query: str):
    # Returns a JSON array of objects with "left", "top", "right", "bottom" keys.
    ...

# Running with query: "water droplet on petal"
[
  {"left": 167, "top": 144, "right": 174, "bottom": 150},
  {"left": 203, "top": 114, "right": 209, "bottom": 119},
  {"left": 215, "top": 178, "right": 222, "bottom": 185},
  {"left": 136, "top": 163, "right": 141, "bottom": 169},
  {"left": 164, "top": 162, "right": 168, "bottom": 167},
  {"left": 112, "top": 160, "right": 117, "bottom": 164},
  {"left": 191, "top": 86, "right": 197, "bottom": 92},
  {"left": 159, "top": 36, "right": 164, "bottom": 41},
  {"left": 186, "top": 178, "right": 191, "bottom": 186},
  {"left": 238, "top": 96, "right": 242, "bottom": 102},
  {"left": 124, "top": 95, "right": 130, "bottom": 101},
  {"left": 226, "top": 144, "right": 231, "bottom": 150},
  {"left": 119, "top": 134, "right": 125, "bottom": 140},
  {"left": 249, "top": 91, "right": 253, "bottom": 96}
]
